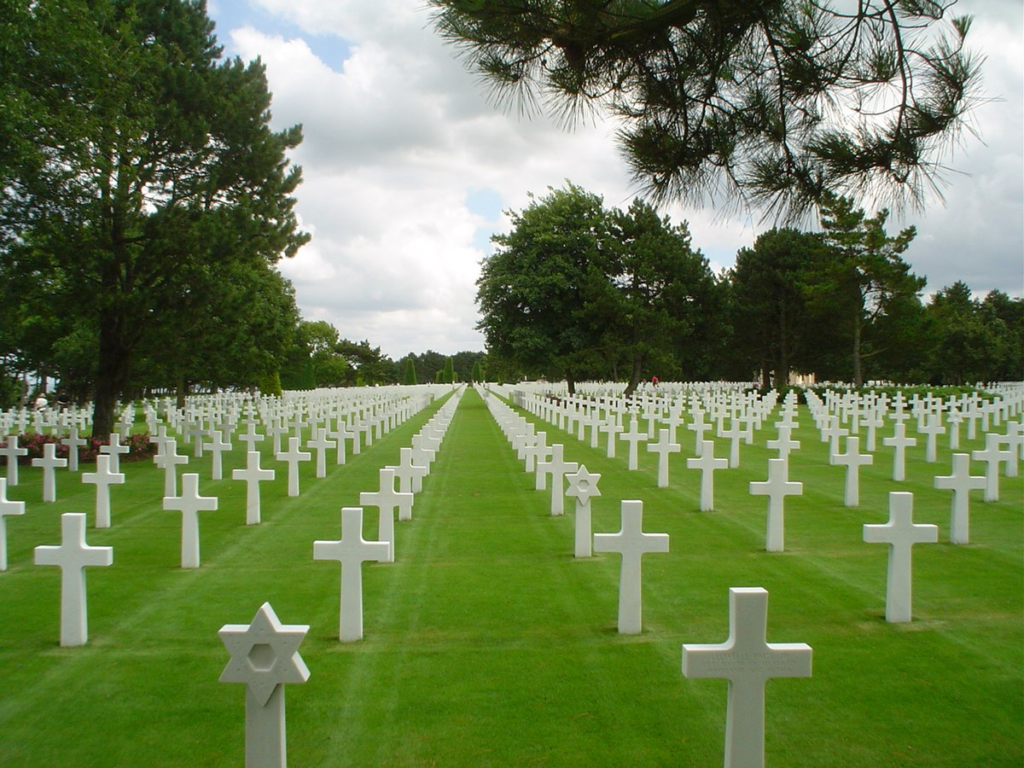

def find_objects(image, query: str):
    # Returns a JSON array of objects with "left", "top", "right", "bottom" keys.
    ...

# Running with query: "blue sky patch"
[{"left": 209, "top": 0, "right": 352, "bottom": 71}]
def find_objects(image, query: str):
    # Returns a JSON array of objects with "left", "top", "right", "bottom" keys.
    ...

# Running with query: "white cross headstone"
[
  {"left": 918, "top": 413, "right": 945, "bottom": 463},
  {"left": 238, "top": 422, "right": 265, "bottom": 454},
  {"left": 329, "top": 420, "right": 353, "bottom": 465},
  {"left": 219, "top": 602, "right": 310, "bottom": 768},
  {"left": 766, "top": 426, "right": 800, "bottom": 464},
  {"left": 682, "top": 587, "right": 812, "bottom": 768},
  {"left": 688, "top": 411, "right": 710, "bottom": 456},
  {"left": 863, "top": 492, "right": 938, "bottom": 623},
  {"left": 599, "top": 420, "right": 623, "bottom": 459},
  {"left": 203, "top": 429, "right": 232, "bottom": 481},
  {"left": 820, "top": 415, "right": 848, "bottom": 456},
  {"left": 525, "top": 431, "right": 551, "bottom": 475},
  {"left": 687, "top": 440, "right": 729, "bottom": 512},
  {"left": 307, "top": 428, "right": 336, "bottom": 479},
  {"left": 749, "top": 459, "right": 803, "bottom": 552},
  {"left": 593, "top": 500, "right": 669, "bottom": 634},
  {"left": 34, "top": 512, "right": 113, "bottom": 646},
  {"left": 720, "top": 419, "right": 745, "bottom": 468},
  {"left": 831, "top": 436, "right": 873, "bottom": 507},
  {"left": 276, "top": 437, "right": 311, "bottom": 498},
  {"left": 619, "top": 417, "right": 648, "bottom": 471},
  {"left": 647, "top": 428, "right": 681, "bottom": 488},
  {"left": 0, "top": 478, "right": 26, "bottom": 571},
  {"left": 99, "top": 433, "right": 130, "bottom": 474},
  {"left": 266, "top": 420, "right": 288, "bottom": 456},
  {"left": 391, "top": 447, "right": 428, "bottom": 497},
  {"left": 61, "top": 426, "right": 87, "bottom": 472},
  {"left": 163, "top": 473, "right": 219, "bottom": 568},
  {"left": 233, "top": 451, "right": 276, "bottom": 525},
  {"left": 934, "top": 453, "right": 986, "bottom": 544},
  {"left": 32, "top": 442, "right": 68, "bottom": 503},
  {"left": 1, "top": 435, "right": 28, "bottom": 485},
  {"left": 154, "top": 437, "right": 188, "bottom": 498},
  {"left": 536, "top": 444, "right": 578, "bottom": 516},
  {"left": 565, "top": 465, "right": 600, "bottom": 558},
  {"left": 313, "top": 507, "right": 390, "bottom": 642},
  {"left": 946, "top": 408, "right": 962, "bottom": 449},
  {"left": 81, "top": 454, "right": 125, "bottom": 529},
  {"left": 409, "top": 435, "right": 435, "bottom": 473},
  {"left": 359, "top": 468, "right": 412, "bottom": 562},
  {"left": 883, "top": 422, "right": 916, "bottom": 482},
  {"left": 972, "top": 432, "right": 1012, "bottom": 502}
]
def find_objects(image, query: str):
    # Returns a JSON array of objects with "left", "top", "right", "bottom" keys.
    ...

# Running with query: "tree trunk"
[
  {"left": 92, "top": 313, "right": 134, "bottom": 439},
  {"left": 852, "top": 318, "right": 863, "bottom": 388},
  {"left": 623, "top": 348, "right": 644, "bottom": 398},
  {"left": 176, "top": 377, "right": 189, "bottom": 410},
  {"left": 565, "top": 371, "right": 576, "bottom": 395},
  {"left": 778, "top": 302, "right": 790, "bottom": 387}
]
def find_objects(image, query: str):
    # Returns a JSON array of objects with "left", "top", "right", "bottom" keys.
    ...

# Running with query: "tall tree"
[
  {"left": 335, "top": 340, "right": 397, "bottom": 386},
  {"left": 729, "top": 228, "right": 826, "bottom": 386},
  {"left": 607, "top": 199, "right": 718, "bottom": 395},
  {"left": 135, "top": 259, "right": 301, "bottom": 402},
  {"left": 430, "top": 0, "right": 982, "bottom": 219},
  {"left": 403, "top": 358, "right": 418, "bottom": 386},
  {"left": 808, "top": 193, "right": 924, "bottom": 386},
  {"left": 922, "top": 284, "right": 1023, "bottom": 385},
  {"left": 980, "top": 291, "right": 1024, "bottom": 382},
  {"left": 476, "top": 183, "right": 613, "bottom": 392},
  {"left": 0, "top": 0, "right": 308, "bottom": 436}
]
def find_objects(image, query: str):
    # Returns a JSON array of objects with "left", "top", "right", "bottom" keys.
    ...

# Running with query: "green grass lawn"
[{"left": 0, "top": 387, "right": 1021, "bottom": 766}]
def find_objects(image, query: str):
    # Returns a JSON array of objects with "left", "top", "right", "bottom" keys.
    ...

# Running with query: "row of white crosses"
[
  {"left": 486, "top": 387, "right": 811, "bottom": 768},
  {"left": 516, "top": 382, "right": 1022, "bottom": 543},
  {"left": 19, "top": 386, "right": 457, "bottom": 768},
  {"left": 558, "top": 381, "right": 1016, "bottom": 547},
  {"left": 7, "top": 387, "right": 451, "bottom": 658},
  {"left": 154, "top": 389, "right": 444, "bottom": 570},
  {"left": 489, "top": 390, "right": 677, "bottom": 636},
  {"left": 498, "top": 382, "right": 1024, "bottom": 763},
  {"left": 214, "top": 385, "right": 458, "bottom": 768},
  {"left": 314, "top": 387, "right": 463, "bottom": 643},
  {"left": 510, "top": 386, "right": 770, "bottom": 513}
]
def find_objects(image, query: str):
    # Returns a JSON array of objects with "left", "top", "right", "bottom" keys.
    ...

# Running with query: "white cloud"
[{"left": 219, "top": 0, "right": 1022, "bottom": 358}]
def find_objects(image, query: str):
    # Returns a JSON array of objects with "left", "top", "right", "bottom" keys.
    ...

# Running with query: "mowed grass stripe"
[{"left": 295, "top": 388, "right": 712, "bottom": 765}]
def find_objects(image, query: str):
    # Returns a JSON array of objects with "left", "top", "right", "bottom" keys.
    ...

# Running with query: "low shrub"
[{"left": 14, "top": 432, "right": 156, "bottom": 464}]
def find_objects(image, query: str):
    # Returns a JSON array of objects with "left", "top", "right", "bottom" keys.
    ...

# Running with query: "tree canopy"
[
  {"left": 476, "top": 182, "right": 720, "bottom": 392},
  {"left": 0, "top": 0, "right": 308, "bottom": 434},
  {"left": 430, "top": 0, "right": 983, "bottom": 220}
]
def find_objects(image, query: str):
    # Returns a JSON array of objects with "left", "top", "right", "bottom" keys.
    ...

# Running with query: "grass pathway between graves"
[{"left": 0, "top": 386, "right": 1021, "bottom": 766}]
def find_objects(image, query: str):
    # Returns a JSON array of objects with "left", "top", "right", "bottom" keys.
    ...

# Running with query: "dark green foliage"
[
  {"left": 403, "top": 358, "right": 418, "bottom": 386},
  {"left": 477, "top": 183, "right": 614, "bottom": 391},
  {"left": 0, "top": 0, "right": 308, "bottom": 434},
  {"left": 441, "top": 357, "right": 457, "bottom": 384},
  {"left": 335, "top": 339, "right": 397, "bottom": 386},
  {"left": 803, "top": 194, "right": 926, "bottom": 386},
  {"left": 477, "top": 183, "right": 723, "bottom": 391},
  {"left": 918, "top": 284, "right": 1024, "bottom": 384},
  {"left": 729, "top": 228, "right": 827, "bottom": 387}
]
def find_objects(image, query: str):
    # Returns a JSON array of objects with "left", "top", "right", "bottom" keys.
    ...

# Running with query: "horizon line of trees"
[{"left": 476, "top": 183, "right": 1023, "bottom": 393}]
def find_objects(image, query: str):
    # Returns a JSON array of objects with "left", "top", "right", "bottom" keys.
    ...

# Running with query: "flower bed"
[{"left": 15, "top": 432, "right": 156, "bottom": 464}]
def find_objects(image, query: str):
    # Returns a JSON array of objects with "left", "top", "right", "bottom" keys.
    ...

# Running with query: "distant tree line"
[
  {"left": 477, "top": 183, "right": 1023, "bottom": 392},
  {"left": 277, "top": 322, "right": 488, "bottom": 391}
]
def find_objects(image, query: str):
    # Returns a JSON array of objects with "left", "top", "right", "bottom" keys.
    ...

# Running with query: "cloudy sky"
[{"left": 207, "top": 0, "right": 1023, "bottom": 360}]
